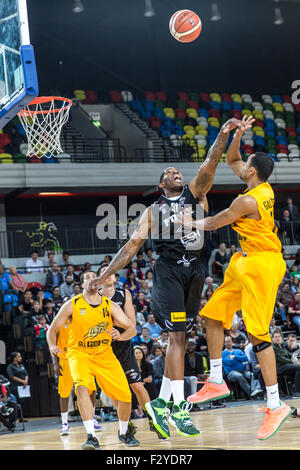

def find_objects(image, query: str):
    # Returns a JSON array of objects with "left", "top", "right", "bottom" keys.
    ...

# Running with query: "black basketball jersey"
[
  {"left": 151, "top": 184, "right": 207, "bottom": 262},
  {"left": 111, "top": 288, "right": 126, "bottom": 335}
]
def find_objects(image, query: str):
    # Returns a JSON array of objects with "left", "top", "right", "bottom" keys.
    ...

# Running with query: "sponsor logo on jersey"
[
  {"left": 80, "top": 309, "right": 86, "bottom": 315},
  {"left": 171, "top": 312, "right": 187, "bottom": 322},
  {"left": 83, "top": 322, "right": 109, "bottom": 340}
]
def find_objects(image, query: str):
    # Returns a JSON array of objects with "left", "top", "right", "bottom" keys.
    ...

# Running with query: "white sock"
[
  {"left": 209, "top": 358, "right": 223, "bottom": 384},
  {"left": 61, "top": 412, "right": 68, "bottom": 425},
  {"left": 171, "top": 380, "right": 184, "bottom": 406},
  {"left": 159, "top": 376, "right": 172, "bottom": 403},
  {"left": 119, "top": 420, "right": 129, "bottom": 435},
  {"left": 266, "top": 384, "right": 280, "bottom": 409},
  {"left": 83, "top": 419, "right": 95, "bottom": 437}
]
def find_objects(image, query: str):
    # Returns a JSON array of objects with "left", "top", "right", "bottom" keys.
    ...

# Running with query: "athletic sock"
[
  {"left": 170, "top": 380, "right": 185, "bottom": 406},
  {"left": 266, "top": 384, "right": 280, "bottom": 409},
  {"left": 159, "top": 376, "right": 172, "bottom": 403},
  {"left": 119, "top": 420, "right": 129, "bottom": 435},
  {"left": 61, "top": 412, "right": 68, "bottom": 425},
  {"left": 83, "top": 419, "right": 95, "bottom": 437},
  {"left": 209, "top": 358, "right": 223, "bottom": 384}
]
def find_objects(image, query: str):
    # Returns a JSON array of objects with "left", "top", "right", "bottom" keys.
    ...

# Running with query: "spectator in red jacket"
[{"left": 288, "top": 293, "right": 300, "bottom": 334}]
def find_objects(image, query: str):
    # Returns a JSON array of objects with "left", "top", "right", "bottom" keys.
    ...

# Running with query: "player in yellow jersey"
[
  {"left": 51, "top": 319, "right": 101, "bottom": 436},
  {"left": 181, "top": 116, "right": 292, "bottom": 440},
  {"left": 47, "top": 270, "right": 138, "bottom": 450}
]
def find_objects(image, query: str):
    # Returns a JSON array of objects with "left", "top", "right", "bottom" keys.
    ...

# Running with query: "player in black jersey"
[
  {"left": 89, "top": 117, "right": 242, "bottom": 439},
  {"left": 97, "top": 264, "right": 165, "bottom": 440}
]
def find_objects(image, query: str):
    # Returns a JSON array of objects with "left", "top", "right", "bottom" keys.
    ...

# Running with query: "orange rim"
[{"left": 18, "top": 96, "right": 73, "bottom": 117}]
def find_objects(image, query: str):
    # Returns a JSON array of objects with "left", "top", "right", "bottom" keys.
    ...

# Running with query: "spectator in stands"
[
  {"left": 114, "top": 273, "right": 124, "bottom": 289},
  {"left": 229, "top": 244, "right": 238, "bottom": 259},
  {"left": 204, "top": 287, "right": 214, "bottom": 301},
  {"left": 284, "top": 197, "right": 299, "bottom": 221},
  {"left": 18, "top": 289, "right": 34, "bottom": 315},
  {"left": 25, "top": 251, "right": 44, "bottom": 273},
  {"left": 202, "top": 276, "right": 218, "bottom": 296},
  {"left": 34, "top": 314, "right": 50, "bottom": 348},
  {"left": 272, "top": 330, "right": 300, "bottom": 397},
  {"left": 72, "top": 284, "right": 81, "bottom": 297},
  {"left": 60, "top": 274, "right": 74, "bottom": 299},
  {"left": 293, "top": 249, "right": 300, "bottom": 270},
  {"left": 60, "top": 251, "right": 72, "bottom": 272},
  {"left": 64, "top": 264, "right": 80, "bottom": 283},
  {"left": 149, "top": 345, "right": 162, "bottom": 363},
  {"left": 280, "top": 210, "right": 295, "bottom": 244},
  {"left": 157, "top": 330, "right": 169, "bottom": 347},
  {"left": 36, "top": 290, "right": 45, "bottom": 311},
  {"left": 126, "top": 261, "right": 144, "bottom": 282},
  {"left": 145, "top": 259, "right": 156, "bottom": 276},
  {"left": 135, "top": 307, "right": 146, "bottom": 334},
  {"left": 29, "top": 300, "right": 42, "bottom": 323},
  {"left": 138, "top": 327, "right": 153, "bottom": 354},
  {"left": 44, "top": 262, "right": 64, "bottom": 292},
  {"left": 195, "top": 328, "right": 209, "bottom": 359},
  {"left": 0, "top": 264, "right": 12, "bottom": 293},
  {"left": 134, "top": 346, "right": 158, "bottom": 402},
  {"left": 214, "top": 242, "right": 229, "bottom": 279},
  {"left": 269, "top": 316, "right": 281, "bottom": 336},
  {"left": 232, "top": 310, "right": 247, "bottom": 334},
  {"left": 6, "top": 352, "right": 29, "bottom": 404},
  {"left": 134, "top": 292, "right": 150, "bottom": 320},
  {"left": 222, "top": 336, "right": 259, "bottom": 399},
  {"left": 139, "top": 280, "right": 151, "bottom": 300},
  {"left": 276, "top": 282, "right": 294, "bottom": 324},
  {"left": 290, "top": 265, "right": 300, "bottom": 281},
  {"left": 284, "top": 334, "right": 299, "bottom": 356},
  {"left": 228, "top": 322, "right": 249, "bottom": 350},
  {"left": 244, "top": 344, "right": 264, "bottom": 396},
  {"left": 145, "top": 271, "right": 153, "bottom": 292},
  {"left": 135, "top": 252, "right": 146, "bottom": 268},
  {"left": 43, "top": 299, "right": 55, "bottom": 324},
  {"left": 184, "top": 338, "right": 204, "bottom": 398},
  {"left": 143, "top": 313, "right": 162, "bottom": 340},
  {"left": 103, "top": 255, "right": 112, "bottom": 264},
  {"left": 52, "top": 286, "right": 63, "bottom": 310},
  {"left": 0, "top": 376, "right": 18, "bottom": 432},
  {"left": 46, "top": 252, "right": 56, "bottom": 269},
  {"left": 291, "top": 277, "right": 300, "bottom": 294},
  {"left": 145, "top": 248, "right": 155, "bottom": 269},
  {"left": 9, "top": 266, "right": 28, "bottom": 300},
  {"left": 288, "top": 292, "right": 300, "bottom": 334},
  {"left": 152, "top": 343, "right": 167, "bottom": 391},
  {"left": 127, "top": 272, "right": 140, "bottom": 298}
]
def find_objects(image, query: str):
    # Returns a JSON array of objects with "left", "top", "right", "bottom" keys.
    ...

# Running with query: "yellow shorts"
[
  {"left": 67, "top": 349, "right": 132, "bottom": 403},
  {"left": 57, "top": 357, "right": 74, "bottom": 398},
  {"left": 201, "top": 251, "right": 286, "bottom": 342}
]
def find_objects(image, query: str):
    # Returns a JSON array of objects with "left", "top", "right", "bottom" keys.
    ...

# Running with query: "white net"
[{"left": 18, "top": 97, "right": 72, "bottom": 158}]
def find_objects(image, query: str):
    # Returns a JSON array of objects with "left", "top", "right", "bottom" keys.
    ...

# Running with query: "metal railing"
[
  {"left": 59, "top": 136, "right": 127, "bottom": 162},
  {"left": 2, "top": 221, "right": 299, "bottom": 259}
]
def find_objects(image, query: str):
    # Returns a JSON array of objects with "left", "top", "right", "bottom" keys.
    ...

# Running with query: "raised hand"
[
  {"left": 222, "top": 118, "right": 242, "bottom": 134},
  {"left": 234, "top": 115, "right": 255, "bottom": 137}
]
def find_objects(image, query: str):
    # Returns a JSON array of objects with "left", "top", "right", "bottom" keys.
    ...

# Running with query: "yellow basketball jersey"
[
  {"left": 68, "top": 294, "right": 113, "bottom": 355},
  {"left": 231, "top": 182, "right": 282, "bottom": 253},
  {"left": 57, "top": 320, "right": 70, "bottom": 360}
]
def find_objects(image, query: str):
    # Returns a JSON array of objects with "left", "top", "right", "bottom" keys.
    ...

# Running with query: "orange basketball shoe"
[
  {"left": 187, "top": 379, "right": 230, "bottom": 404},
  {"left": 257, "top": 402, "right": 292, "bottom": 440}
]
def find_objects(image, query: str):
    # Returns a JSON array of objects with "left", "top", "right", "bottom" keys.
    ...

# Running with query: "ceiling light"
[
  {"left": 73, "top": 0, "right": 84, "bottom": 14},
  {"left": 144, "top": 0, "right": 155, "bottom": 18},
  {"left": 210, "top": 3, "right": 221, "bottom": 21}
]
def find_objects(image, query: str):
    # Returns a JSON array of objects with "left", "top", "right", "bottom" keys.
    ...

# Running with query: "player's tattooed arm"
[
  {"left": 189, "top": 118, "right": 241, "bottom": 197},
  {"left": 226, "top": 115, "right": 255, "bottom": 179},
  {"left": 90, "top": 207, "right": 152, "bottom": 288}
]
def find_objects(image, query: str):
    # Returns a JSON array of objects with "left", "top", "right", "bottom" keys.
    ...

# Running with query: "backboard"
[{"left": 0, "top": 0, "right": 38, "bottom": 129}]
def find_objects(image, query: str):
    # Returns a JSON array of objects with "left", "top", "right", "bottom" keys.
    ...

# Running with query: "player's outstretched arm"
[
  {"left": 178, "top": 195, "right": 258, "bottom": 231},
  {"left": 89, "top": 207, "right": 152, "bottom": 290},
  {"left": 46, "top": 300, "right": 72, "bottom": 356},
  {"left": 189, "top": 118, "right": 241, "bottom": 198},
  {"left": 109, "top": 301, "right": 137, "bottom": 341},
  {"left": 226, "top": 115, "right": 255, "bottom": 179}
]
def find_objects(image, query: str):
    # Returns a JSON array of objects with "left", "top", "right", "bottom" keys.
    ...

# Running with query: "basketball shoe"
[
  {"left": 168, "top": 401, "right": 200, "bottom": 437},
  {"left": 60, "top": 423, "right": 69, "bottom": 436},
  {"left": 118, "top": 429, "right": 140, "bottom": 446},
  {"left": 145, "top": 398, "right": 170, "bottom": 439},
  {"left": 81, "top": 434, "right": 100, "bottom": 450},
  {"left": 188, "top": 379, "right": 230, "bottom": 404},
  {"left": 257, "top": 401, "right": 292, "bottom": 440}
]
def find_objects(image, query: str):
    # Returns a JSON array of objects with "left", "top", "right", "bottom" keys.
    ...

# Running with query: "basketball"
[{"left": 169, "top": 10, "right": 202, "bottom": 43}]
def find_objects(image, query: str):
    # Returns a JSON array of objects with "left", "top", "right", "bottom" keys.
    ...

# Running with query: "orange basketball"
[{"left": 169, "top": 10, "right": 202, "bottom": 43}]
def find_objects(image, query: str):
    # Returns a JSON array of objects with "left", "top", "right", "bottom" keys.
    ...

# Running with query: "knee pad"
[{"left": 253, "top": 341, "right": 272, "bottom": 354}]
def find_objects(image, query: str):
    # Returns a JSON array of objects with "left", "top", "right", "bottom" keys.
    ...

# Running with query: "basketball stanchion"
[{"left": 18, "top": 96, "right": 72, "bottom": 158}]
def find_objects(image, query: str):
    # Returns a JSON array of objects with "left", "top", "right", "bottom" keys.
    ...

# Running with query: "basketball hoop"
[{"left": 18, "top": 96, "right": 72, "bottom": 158}]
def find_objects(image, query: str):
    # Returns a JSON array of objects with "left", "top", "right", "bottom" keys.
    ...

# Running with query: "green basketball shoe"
[{"left": 168, "top": 401, "right": 200, "bottom": 437}]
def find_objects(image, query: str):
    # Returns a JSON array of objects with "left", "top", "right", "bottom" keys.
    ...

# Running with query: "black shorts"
[
  {"left": 150, "top": 256, "right": 205, "bottom": 334},
  {"left": 112, "top": 340, "right": 143, "bottom": 385}
]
